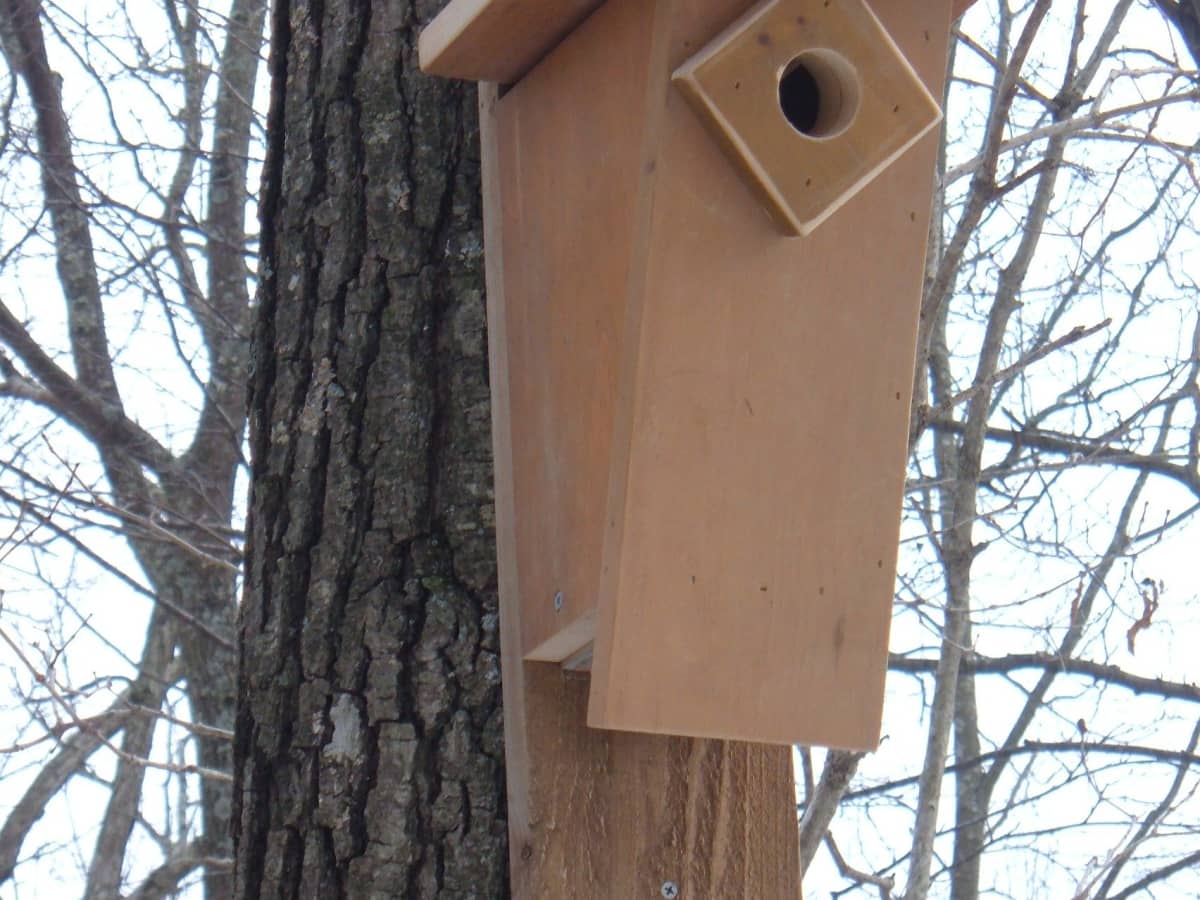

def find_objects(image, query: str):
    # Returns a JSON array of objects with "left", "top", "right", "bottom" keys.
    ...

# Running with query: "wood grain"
[{"left": 517, "top": 667, "right": 801, "bottom": 898}]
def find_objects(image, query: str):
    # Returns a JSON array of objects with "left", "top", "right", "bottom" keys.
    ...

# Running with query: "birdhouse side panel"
[{"left": 493, "top": 0, "right": 663, "bottom": 660}]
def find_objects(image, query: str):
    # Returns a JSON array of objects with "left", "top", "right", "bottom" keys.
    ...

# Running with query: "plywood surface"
[
  {"left": 419, "top": 0, "right": 602, "bottom": 83},
  {"left": 588, "top": 0, "right": 953, "bottom": 748},
  {"left": 481, "top": 81, "right": 802, "bottom": 899}
]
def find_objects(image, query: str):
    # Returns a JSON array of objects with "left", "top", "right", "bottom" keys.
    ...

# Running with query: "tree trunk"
[{"left": 234, "top": 1, "right": 507, "bottom": 895}]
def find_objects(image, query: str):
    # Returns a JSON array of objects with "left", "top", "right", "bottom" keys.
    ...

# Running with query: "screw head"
[
  {"left": 553, "top": 591, "right": 564, "bottom": 612},
  {"left": 661, "top": 881, "right": 679, "bottom": 898}
]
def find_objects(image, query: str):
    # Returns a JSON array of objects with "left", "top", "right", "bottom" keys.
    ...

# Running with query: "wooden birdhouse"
[{"left": 421, "top": 0, "right": 955, "bottom": 749}]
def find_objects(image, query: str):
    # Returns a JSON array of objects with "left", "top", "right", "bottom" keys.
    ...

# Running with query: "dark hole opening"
[{"left": 778, "top": 62, "right": 821, "bottom": 135}]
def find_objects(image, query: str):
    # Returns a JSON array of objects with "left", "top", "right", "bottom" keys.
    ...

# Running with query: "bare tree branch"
[
  {"left": 0, "top": 300, "right": 174, "bottom": 474},
  {"left": 0, "top": 0, "right": 120, "bottom": 401},
  {"left": 0, "top": 656, "right": 182, "bottom": 886},
  {"left": 799, "top": 749, "right": 864, "bottom": 876},
  {"left": 124, "top": 842, "right": 230, "bottom": 900},
  {"left": 889, "top": 652, "right": 1200, "bottom": 704},
  {"left": 1092, "top": 716, "right": 1200, "bottom": 898}
]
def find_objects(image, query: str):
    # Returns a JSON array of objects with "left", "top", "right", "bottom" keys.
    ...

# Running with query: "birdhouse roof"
[{"left": 420, "top": 0, "right": 976, "bottom": 84}]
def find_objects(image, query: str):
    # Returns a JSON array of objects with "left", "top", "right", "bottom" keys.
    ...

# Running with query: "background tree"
[
  {"left": 0, "top": 0, "right": 265, "bottom": 895},
  {"left": 3, "top": 0, "right": 1200, "bottom": 897}
]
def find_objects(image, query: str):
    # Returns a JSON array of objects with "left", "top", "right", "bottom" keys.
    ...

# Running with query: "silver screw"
[
  {"left": 661, "top": 882, "right": 679, "bottom": 899},
  {"left": 553, "top": 591, "right": 564, "bottom": 612}
]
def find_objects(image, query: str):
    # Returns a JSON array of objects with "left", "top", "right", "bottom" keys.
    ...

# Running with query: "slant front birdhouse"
[{"left": 421, "top": 0, "right": 954, "bottom": 749}]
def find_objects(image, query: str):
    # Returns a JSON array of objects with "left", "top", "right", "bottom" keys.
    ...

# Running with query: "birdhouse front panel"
[{"left": 582, "top": 0, "right": 951, "bottom": 748}]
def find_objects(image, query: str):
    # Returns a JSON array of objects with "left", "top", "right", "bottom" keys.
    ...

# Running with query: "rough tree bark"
[{"left": 234, "top": 1, "right": 507, "bottom": 895}]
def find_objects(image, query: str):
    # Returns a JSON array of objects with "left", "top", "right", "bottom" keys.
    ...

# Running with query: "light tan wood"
[
  {"left": 587, "top": 0, "right": 954, "bottom": 749},
  {"left": 673, "top": 0, "right": 942, "bottom": 235},
  {"left": 481, "top": 80, "right": 802, "bottom": 899},
  {"left": 517, "top": 670, "right": 803, "bottom": 898},
  {"left": 422, "top": 0, "right": 975, "bottom": 85},
  {"left": 492, "top": 0, "right": 662, "bottom": 661},
  {"left": 419, "top": 0, "right": 602, "bottom": 83}
]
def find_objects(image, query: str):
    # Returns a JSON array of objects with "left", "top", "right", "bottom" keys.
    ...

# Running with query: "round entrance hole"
[{"left": 777, "top": 50, "right": 860, "bottom": 139}]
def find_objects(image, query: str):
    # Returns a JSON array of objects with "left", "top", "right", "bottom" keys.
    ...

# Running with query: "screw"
[
  {"left": 553, "top": 591, "right": 563, "bottom": 612},
  {"left": 661, "top": 882, "right": 679, "bottom": 899}
]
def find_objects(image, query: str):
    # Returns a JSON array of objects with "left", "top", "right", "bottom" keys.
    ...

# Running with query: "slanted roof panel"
[
  {"left": 419, "top": 0, "right": 603, "bottom": 83},
  {"left": 420, "top": 0, "right": 977, "bottom": 84}
]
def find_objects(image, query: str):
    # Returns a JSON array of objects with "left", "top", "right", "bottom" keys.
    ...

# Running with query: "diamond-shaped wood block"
[{"left": 673, "top": 0, "right": 942, "bottom": 235}]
